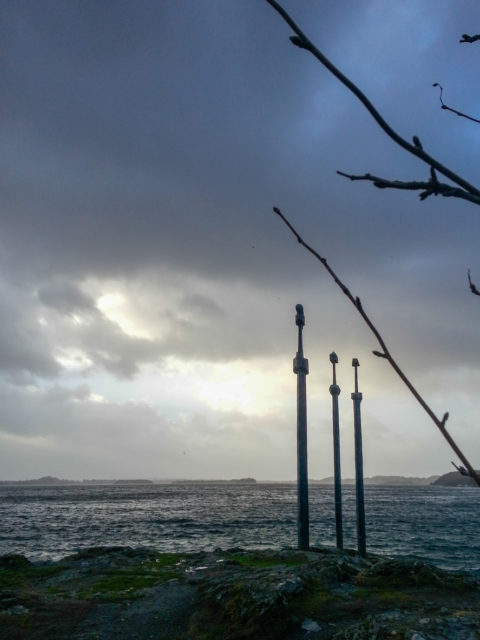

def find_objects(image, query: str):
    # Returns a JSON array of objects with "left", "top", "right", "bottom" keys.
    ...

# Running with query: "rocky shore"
[{"left": 1, "top": 546, "right": 479, "bottom": 639}]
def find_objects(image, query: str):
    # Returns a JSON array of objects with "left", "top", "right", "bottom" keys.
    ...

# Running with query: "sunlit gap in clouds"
[
  {"left": 54, "top": 348, "right": 93, "bottom": 373},
  {"left": 190, "top": 359, "right": 292, "bottom": 415},
  {"left": 96, "top": 291, "right": 154, "bottom": 340}
]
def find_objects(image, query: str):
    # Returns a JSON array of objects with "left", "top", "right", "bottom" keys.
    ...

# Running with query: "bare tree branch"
[
  {"left": 468, "top": 269, "right": 480, "bottom": 296},
  {"left": 265, "top": 0, "right": 480, "bottom": 201},
  {"left": 460, "top": 33, "right": 480, "bottom": 43},
  {"left": 451, "top": 461, "right": 470, "bottom": 476},
  {"left": 273, "top": 206, "right": 480, "bottom": 487},
  {"left": 432, "top": 83, "right": 480, "bottom": 124},
  {"left": 337, "top": 170, "right": 480, "bottom": 206}
]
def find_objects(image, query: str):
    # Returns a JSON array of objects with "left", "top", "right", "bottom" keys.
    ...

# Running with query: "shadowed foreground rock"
[{"left": 1, "top": 546, "right": 479, "bottom": 639}]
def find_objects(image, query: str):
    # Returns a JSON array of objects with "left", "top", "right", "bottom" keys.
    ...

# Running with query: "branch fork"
[{"left": 265, "top": 0, "right": 480, "bottom": 204}]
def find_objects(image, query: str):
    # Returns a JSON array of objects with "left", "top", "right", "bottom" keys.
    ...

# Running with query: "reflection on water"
[{"left": 0, "top": 484, "right": 479, "bottom": 570}]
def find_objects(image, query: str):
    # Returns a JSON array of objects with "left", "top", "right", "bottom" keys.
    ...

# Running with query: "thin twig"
[
  {"left": 432, "top": 83, "right": 480, "bottom": 124},
  {"left": 451, "top": 461, "right": 469, "bottom": 476},
  {"left": 273, "top": 206, "right": 480, "bottom": 486},
  {"left": 468, "top": 269, "right": 480, "bottom": 296},
  {"left": 460, "top": 34, "right": 480, "bottom": 43},
  {"left": 336, "top": 170, "right": 480, "bottom": 206},
  {"left": 264, "top": 0, "right": 480, "bottom": 200}
]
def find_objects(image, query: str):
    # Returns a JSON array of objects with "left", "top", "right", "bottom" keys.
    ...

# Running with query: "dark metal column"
[
  {"left": 351, "top": 358, "right": 366, "bottom": 557},
  {"left": 293, "top": 304, "right": 309, "bottom": 551},
  {"left": 329, "top": 352, "right": 343, "bottom": 549}
]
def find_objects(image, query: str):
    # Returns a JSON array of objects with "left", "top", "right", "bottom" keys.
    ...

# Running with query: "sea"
[{"left": 1, "top": 483, "right": 479, "bottom": 572}]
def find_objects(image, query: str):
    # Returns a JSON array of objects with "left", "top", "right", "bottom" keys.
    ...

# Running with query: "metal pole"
[
  {"left": 329, "top": 352, "right": 343, "bottom": 549},
  {"left": 293, "top": 304, "right": 309, "bottom": 550},
  {"left": 351, "top": 358, "right": 366, "bottom": 557}
]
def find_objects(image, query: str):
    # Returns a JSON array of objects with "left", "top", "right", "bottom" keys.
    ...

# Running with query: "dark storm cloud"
[
  {"left": 1, "top": 0, "right": 314, "bottom": 283},
  {"left": 4, "top": 0, "right": 465, "bottom": 286}
]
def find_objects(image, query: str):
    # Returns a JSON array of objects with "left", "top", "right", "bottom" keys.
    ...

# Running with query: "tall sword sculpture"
[
  {"left": 352, "top": 358, "right": 366, "bottom": 557},
  {"left": 293, "top": 304, "right": 309, "bottom": 550},
  {"left": 329, "top": 352, "right": 343, "bottom": 549}
]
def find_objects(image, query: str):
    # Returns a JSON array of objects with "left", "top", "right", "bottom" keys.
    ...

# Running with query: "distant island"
[
  {"left": 431, "top": 470, "right": 480, "bottom": 487},
  {"left": 0, "top": 476, "right": 256, "bottom": 486},
  {"left": 312, "top": 475, "right": 439, "bottom": 486},
  {"left": 5, "top": 474, "right": 479, "bottom": 487}
]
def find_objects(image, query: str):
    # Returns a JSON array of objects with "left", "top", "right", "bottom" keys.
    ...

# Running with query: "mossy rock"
[
  {"left": 0, "top": 562, "right": 65, "bottom": 593},
  {"left": 229, "top": 551, "right": 307, "bottom": 569},
  {"left": 356, "top": 557, "right": 474, "bottom": 590},
  {"left": 311, "top": 555, "right": 361, "bottom": 584}
]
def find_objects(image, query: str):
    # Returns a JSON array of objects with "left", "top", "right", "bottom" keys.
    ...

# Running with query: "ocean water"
[{"left": 0, "top": 483, "right": 479, "bottom": 571}]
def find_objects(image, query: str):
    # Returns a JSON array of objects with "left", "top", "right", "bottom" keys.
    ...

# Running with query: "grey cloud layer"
[
  {"left": 3, "top": 0, "right": 477, "bottom": 287},
  {"left": 0, "top": 276, "right": 293, "bottom": 380},
  {"left": 0, "top": 381, "right": 297, "bottom": 479}
]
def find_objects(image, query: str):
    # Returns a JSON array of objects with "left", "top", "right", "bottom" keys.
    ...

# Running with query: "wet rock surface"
[{"left": 1, "top": 546, "right": 479, "bottom": 639}]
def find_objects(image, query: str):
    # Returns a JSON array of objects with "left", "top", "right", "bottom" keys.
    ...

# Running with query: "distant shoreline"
[
  {"left": 2, "top": 472, "right": 475, "bottom": 486},
  {"left": 0, "top": 474, "right": 467, "bottom": 486},
  {"left": 311, "top": 474, "right": 440, "bottom": 486},
  {"left": 0, "top": 475, "right": 257, "bottom": 486}
]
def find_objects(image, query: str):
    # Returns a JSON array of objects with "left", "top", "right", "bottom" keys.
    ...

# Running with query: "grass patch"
[
  {"left": 0, "top": 565, "right": 65, "bottom": 592},
  {"left": 80, "top": 572, "right": 160, "bottom": 600},
  {"left": 76, "top": 554, "right": 185, "bottom": 601},
  {"left": 0, "top": 552, "right": 186, "bottom": 603}
]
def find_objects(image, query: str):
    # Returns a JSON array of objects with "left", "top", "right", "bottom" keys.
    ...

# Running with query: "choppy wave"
[{"left": 0, "top": 483, "right": 479, "bottom": 570}]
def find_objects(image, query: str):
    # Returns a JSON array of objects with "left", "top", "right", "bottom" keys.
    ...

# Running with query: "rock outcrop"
[{"left": 1, "top": 546, "right": 479, "bottom": 639}]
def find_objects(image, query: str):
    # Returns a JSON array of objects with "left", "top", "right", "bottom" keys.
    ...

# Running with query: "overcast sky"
[{"left": 2, "top": 0, "right": 480, "bottom": 481}]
